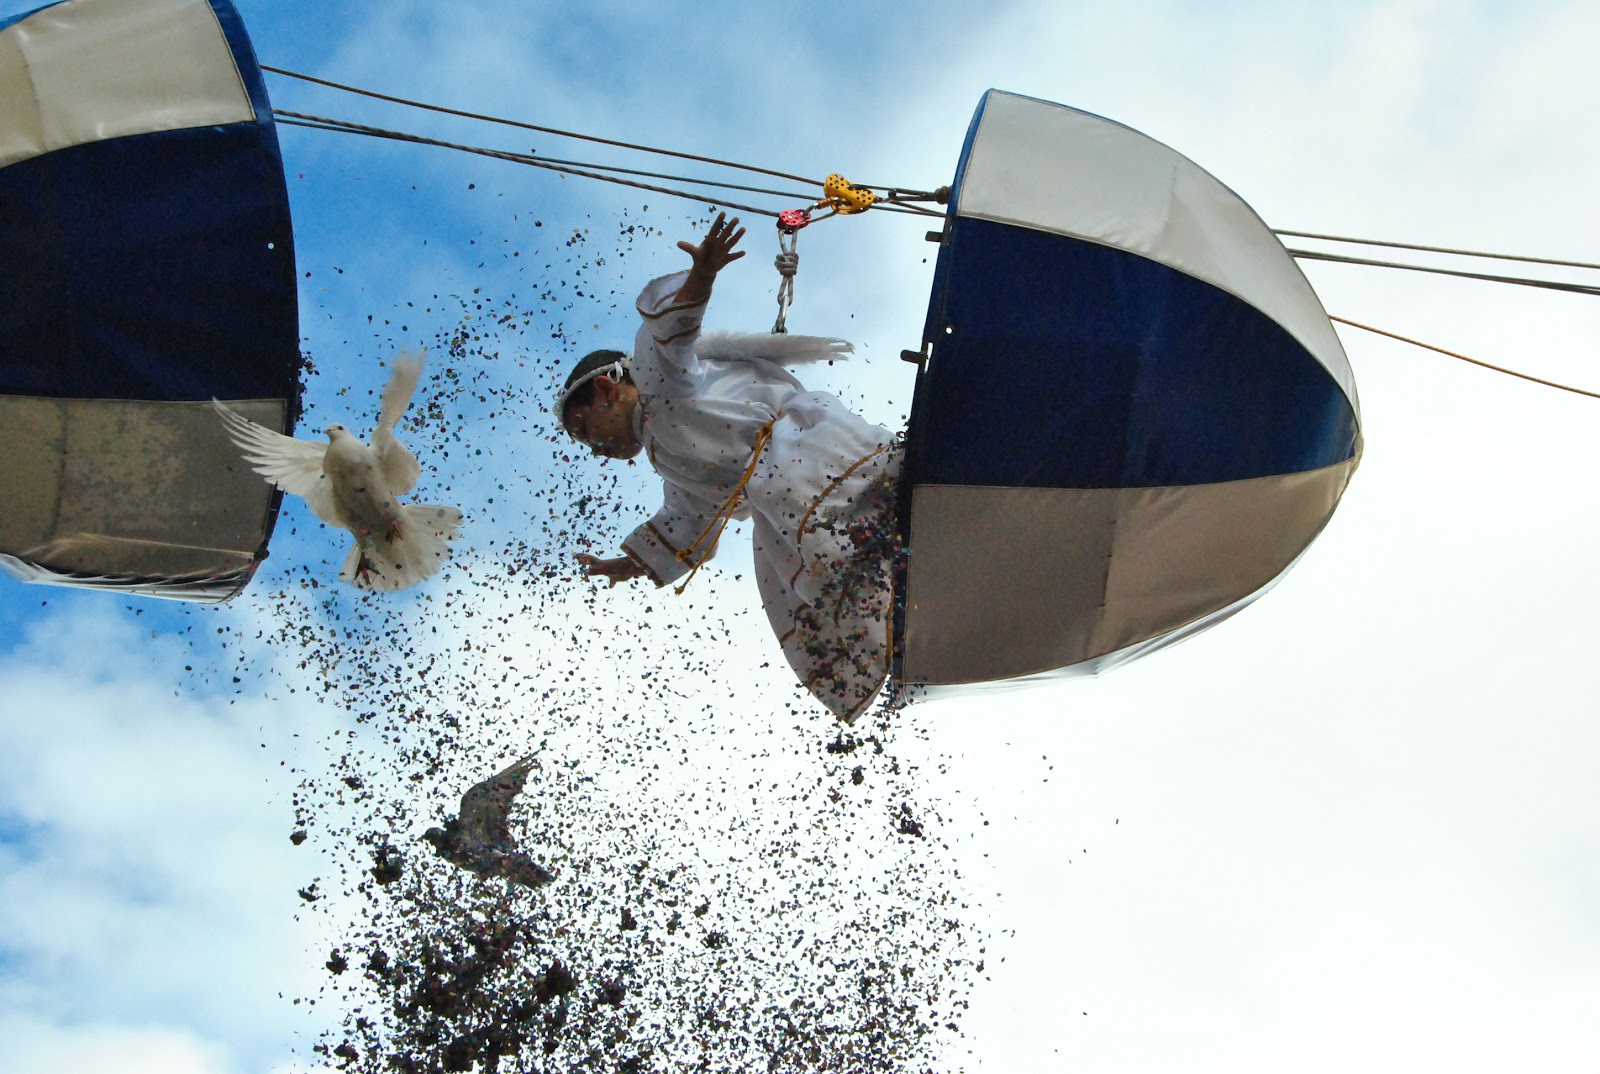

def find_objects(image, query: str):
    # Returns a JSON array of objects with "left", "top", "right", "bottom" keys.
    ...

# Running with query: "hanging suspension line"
[
  {"left": 771, "top": 210, "right": 810, "bottom": 334},
  {"left": 1330, "top": 315, "right": 1600, "bottom": 401}
]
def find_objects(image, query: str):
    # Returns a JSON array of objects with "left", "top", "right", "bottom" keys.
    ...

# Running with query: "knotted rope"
[
  {"left": 772, "top": 207, "right": 810, "bottom": 334},
  {"left": 773, "top": 241, "right": 800, "bottom": 334}
]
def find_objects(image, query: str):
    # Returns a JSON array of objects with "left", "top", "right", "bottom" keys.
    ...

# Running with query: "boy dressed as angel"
[{"left": 556, "top": 214, "right": 901, "bottom": 722}]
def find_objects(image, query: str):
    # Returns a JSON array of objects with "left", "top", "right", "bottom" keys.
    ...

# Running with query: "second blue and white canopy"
[{"left": 895, "top": 90, "right": 1362, "bottom": 696}]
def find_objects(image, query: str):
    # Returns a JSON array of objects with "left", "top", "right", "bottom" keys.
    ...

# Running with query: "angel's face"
[{"left": 565, "top": 377, "right": 642, "bottom": 459}]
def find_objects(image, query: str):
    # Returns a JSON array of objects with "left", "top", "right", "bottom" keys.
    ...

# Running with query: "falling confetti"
[{"left": 173, "top": 198, "right": 987, "bottom": 1072}]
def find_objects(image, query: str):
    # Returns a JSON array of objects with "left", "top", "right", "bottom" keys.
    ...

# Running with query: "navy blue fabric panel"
[
  {"left": 910, "top": 217, "right": 1359, "bottom": 489},
  {"left": 0, "top": 123, "right": 298, "bottom": 401}
]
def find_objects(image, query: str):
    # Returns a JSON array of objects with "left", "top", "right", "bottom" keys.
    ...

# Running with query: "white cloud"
[
  {"left": 0, "top": 604, "right": 330, "bottom": 1073},
  {"left": 0, "top": 1016, "right": 232, "bottom": 1074}
]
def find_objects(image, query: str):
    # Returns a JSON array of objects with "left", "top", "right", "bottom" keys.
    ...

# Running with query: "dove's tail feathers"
[
  {"left": 341, "top": 504, "right": 463, "bottom": 592},
  {"left": 406, "top": 503, "right": 464, "bottom": 542}
]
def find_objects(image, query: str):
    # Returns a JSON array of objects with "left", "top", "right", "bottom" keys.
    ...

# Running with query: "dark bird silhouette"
[{"left": 423, "top": 757, "right": 554, "bottom": 888}]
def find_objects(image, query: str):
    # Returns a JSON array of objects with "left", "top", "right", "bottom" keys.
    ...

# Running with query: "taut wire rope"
[
  {"left": 265, "top": 66, "right": 947, "bottom": 218},
  {"left": 276, "top": 111, "right": 791, "bottom": 216},
  {"left": 1276, "top": 230, "right": 1600, "bottom": 272},
  {"left": 262, "top": 64, "right": 815, "bottom": 186},
  {"left": 262, "top": 65, "right": 1599, "bottom": 400},
  {"left": 1288, "top": 249, "right": 1600, "bottom": 296},
  {"left": 273, "top": 111, "right": 945, "bottom": 220}
]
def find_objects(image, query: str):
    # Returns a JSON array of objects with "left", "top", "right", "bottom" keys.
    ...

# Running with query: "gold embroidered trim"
[
  {"left": 786, "top": 442, "right": 890, "bottom": 591},
  {"left": 621, "top": 544, "right": 664, "bottom": 586},
  {"left": 652, "top": 325, "right": 700, "bottom": 346},
  {"left": 644, "top": 520, "right": 678, "bottom": 556},
  {"left": 637, "top": 297, "right": 707, "bottom": 321},
  {"left": 776, "top": 601, "right": 811, "bottom": 647}
]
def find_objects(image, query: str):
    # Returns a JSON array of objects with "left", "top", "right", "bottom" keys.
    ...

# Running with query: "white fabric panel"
[
  {"left": 0, "top": 29, "right": 44, "bottom": 165},
  {"left": 0, "top": 395, "right": 280, "bottom": 578},
  {"left": 0, "top": 0, "right": 252, "bottom": 170},
  {"left": 956, "top": 90, "right": 1359, "bottom": 411},
  {"left": 900, "top": 457, "right": 1359, "bottom": 685}
]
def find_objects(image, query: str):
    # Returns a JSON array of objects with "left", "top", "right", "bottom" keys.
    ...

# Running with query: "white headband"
[{"left": 553, "top": 357, "right": 626, "bottom": 428}]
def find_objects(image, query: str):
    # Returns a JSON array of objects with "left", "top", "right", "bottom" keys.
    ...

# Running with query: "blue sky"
[{"left": 3, "top": 1, "right": 1600, "bottom": 1072}]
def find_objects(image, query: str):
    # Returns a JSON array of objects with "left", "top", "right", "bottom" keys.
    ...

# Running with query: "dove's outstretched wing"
[
  {"left": 456, "top": 756, "right": 535, "bottom": 854},
  {"left": 213, "top": 401, "right": 342, "bottom": 527},
  {"left": 373, "top": 351, "right": 423, "bottom": 495}
]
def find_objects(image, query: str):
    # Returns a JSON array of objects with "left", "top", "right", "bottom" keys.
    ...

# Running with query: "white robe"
[{"left": 619, "top": 270, "right": 900, "bottom": 721}]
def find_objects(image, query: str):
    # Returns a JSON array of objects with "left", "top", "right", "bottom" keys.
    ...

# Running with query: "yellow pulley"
[{"left": 820, "top": 173, "right": 877, "bottom": 214}]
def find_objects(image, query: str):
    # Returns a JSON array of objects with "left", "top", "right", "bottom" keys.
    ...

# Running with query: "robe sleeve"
[
  {"left": 633, "top": 270, "right": 706, "bottom": 391},
  {"left": 620, "top": 479, "right": 724, "bottom": 587}
]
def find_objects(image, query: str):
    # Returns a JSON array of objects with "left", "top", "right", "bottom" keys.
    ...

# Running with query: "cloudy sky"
[{"left": 3, "top": 0, "right": 1599, "bottom": 1071}]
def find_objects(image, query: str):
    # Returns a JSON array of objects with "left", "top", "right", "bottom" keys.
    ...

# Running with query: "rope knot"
[{"left": 773, "top": 228, "right": 800, "bottom": 334}]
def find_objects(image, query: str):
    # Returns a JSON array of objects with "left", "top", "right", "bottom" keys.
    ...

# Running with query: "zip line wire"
[
  {"left": 1289, "top": 237, "right": 1600, "bottom": 398},
  {"left": 1285, "top": 248, "right": 1600, "bottom": 296},
  {"left": 261, "top": 63, "right": 815, "bottom": 186},
  {"left": 261, "top": 64, "right": 945, "bottom": 218},
  {"left": 273, "top": 112, "right": 797, "bottom": 218},
  {"left": 276, "top": 112, "right": 814, "bottom": 201},
  {"left": 260, "top": 65, "right": 1598, "bottom": 399},
  {"left": 260, "top": 65, "right": 1591, "bottom": 259},
  {"left": 272, "top": 108, "right": 943, "bottom": 219},
  {"left": 1275, "top": 229, "right": 1600, "bottom": 273}
]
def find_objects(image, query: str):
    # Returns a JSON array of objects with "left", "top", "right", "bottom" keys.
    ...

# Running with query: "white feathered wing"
[
  {"left": 696, "top": 329, "right": 852, "bottom": 366},
  {"left": 213, "top": 401, "right": 344, "bottom": 527}
]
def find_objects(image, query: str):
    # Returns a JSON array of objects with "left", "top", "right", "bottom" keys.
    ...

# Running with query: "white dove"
[{"left": 214, "top": 350, "right": 462, "bottom": 592}]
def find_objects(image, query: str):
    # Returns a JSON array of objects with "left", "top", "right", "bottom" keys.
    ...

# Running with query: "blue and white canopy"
[
  {"left": 894, "top": 91, "right": 1362, "bottom": 696},
  {"left": 0, "top": 0, "right": 297, "bottom": 601}
]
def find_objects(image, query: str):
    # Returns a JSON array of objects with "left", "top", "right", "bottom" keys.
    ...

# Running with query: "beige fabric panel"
[
  {"left": 955, "top": 91, "right": 1358, "bottom": 411},
  {"left": 0, "top": 0, "right": 253, "bottom": 170},
  {"left": 0, "top": 395, "right": 282, "bottom": 578},
  {"left": 1095, "top": 464, "right": 1357, "bottom": 654},
  {"left": 901, "top": 482, "right": 1118, "bottom": 683},
  {"left": 900, "top": 458, "right": 1358, "bottom": 685}
]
